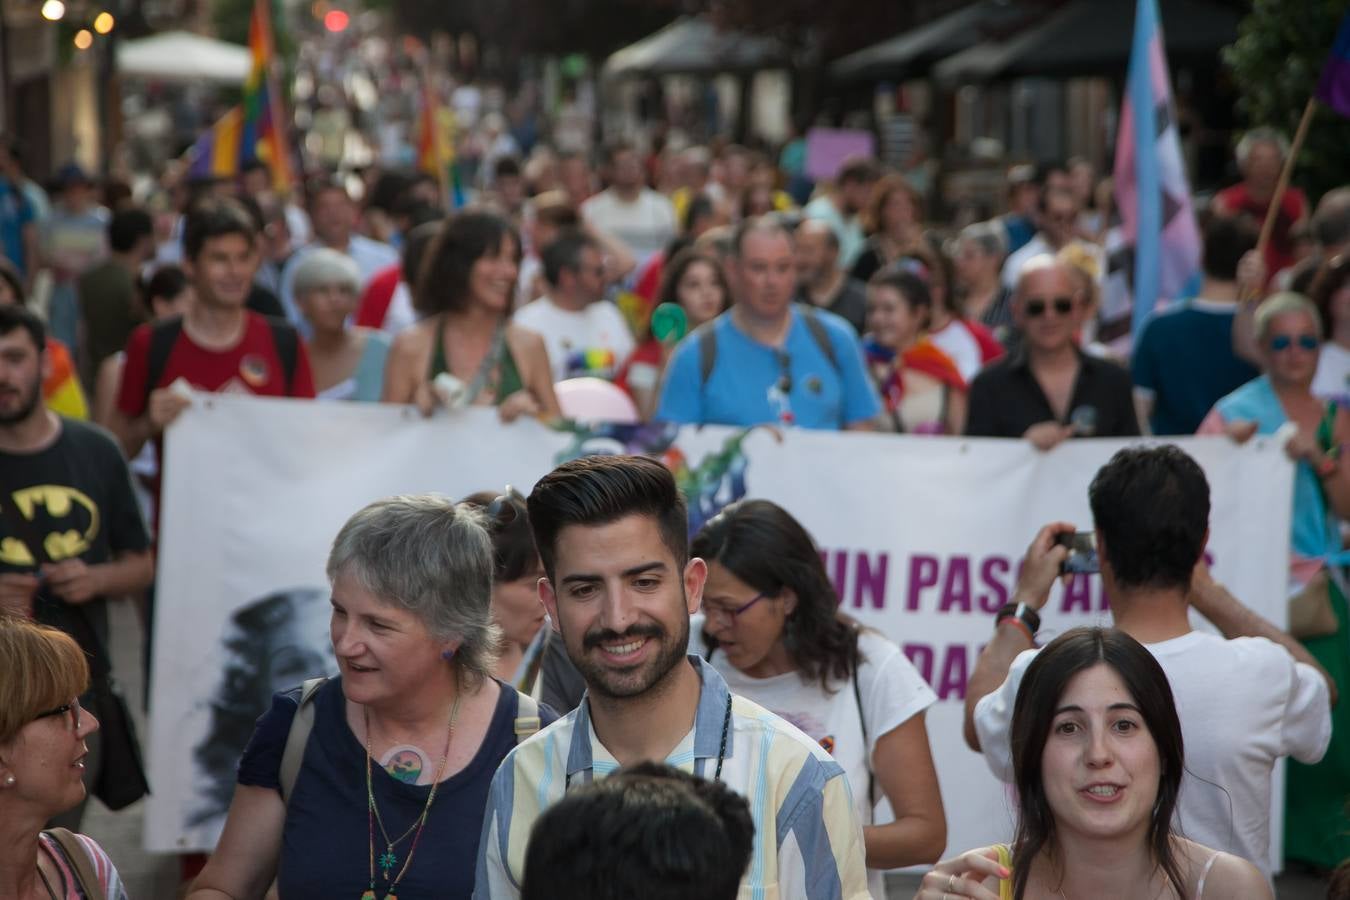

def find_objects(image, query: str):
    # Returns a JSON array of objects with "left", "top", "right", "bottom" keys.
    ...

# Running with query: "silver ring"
[{"left": 949, "top": 874, "right": 959, "bottom": 892}]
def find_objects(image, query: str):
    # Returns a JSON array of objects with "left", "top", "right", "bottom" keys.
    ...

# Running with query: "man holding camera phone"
[{"left": 962, "top": 444, "right": 1333, "bottom": 880}]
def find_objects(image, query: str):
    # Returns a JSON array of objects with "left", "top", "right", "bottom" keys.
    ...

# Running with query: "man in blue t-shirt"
[
  {"left": 656, "top": 217, "right": 881, "bottom": 430},
  {"left": 1132, "top": 214, "right": 1261, "bottom": 435},
  {"left": 0, "top": 138, "right": 36, "bottom": 282}
]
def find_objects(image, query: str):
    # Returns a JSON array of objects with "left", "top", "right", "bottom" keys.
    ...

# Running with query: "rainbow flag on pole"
[
  {"left": 187, "top": 0, "right": 292, "bottom": 188},
  {"left": 1112, "top": 0, "right": 1201, "bottom": 341},
  {"left": 415, "top": 76, "right": 463, "bottom": 209}
]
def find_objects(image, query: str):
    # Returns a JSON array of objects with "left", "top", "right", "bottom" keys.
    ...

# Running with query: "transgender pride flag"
[{"left": 1113, "top": 0, "right": 1201, "bottom": 341}]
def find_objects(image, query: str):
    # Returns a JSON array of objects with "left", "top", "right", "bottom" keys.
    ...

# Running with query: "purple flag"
[{"left": 1317, "top": 13, "right": 1350, "bottom": 118}]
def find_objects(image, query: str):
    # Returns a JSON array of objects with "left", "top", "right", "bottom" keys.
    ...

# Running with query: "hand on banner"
[
  {"left": 148, "top": 387, "right": 192, "bottom": 433},
  {"left": 1012, "top": 522, "right": 1076, "bottom": 609},
  {"left": 498, "top": 389, "right": 541, "bottom": 423},
  {"left": 40, "top": 559, "right": 101, "bottom": 604},
  {"left": 0, "top": 572, "right": 39, "bottom": 616},
  {"left": 1222, "top": 420, "right": 1260, "bottom": 445},
  {"left": 1022, "top": 421, "right": 1074, "bottom": 452},
  {"left": 913, "top": 847, "right": 1008, "bottom": 900}
]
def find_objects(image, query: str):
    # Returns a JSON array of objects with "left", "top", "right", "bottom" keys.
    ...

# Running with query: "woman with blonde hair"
[{"left": 0, "top": 614, "right": 127, "bottom": 898}]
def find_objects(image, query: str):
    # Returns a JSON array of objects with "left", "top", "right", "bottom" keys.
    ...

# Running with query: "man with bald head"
[
  {"left": 793, "top": 218, "right": 867, "bottom": 335},
  {"left": 965, "top": 255, "right": 1138, "bottom": 447},
  {"left": 656, "top": 216, "right": 880, "bottom": 430}
]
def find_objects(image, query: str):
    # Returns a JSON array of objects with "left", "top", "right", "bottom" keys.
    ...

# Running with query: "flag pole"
[{"left": 1241, "top": 96, "right": 1317, "bottom": 301}]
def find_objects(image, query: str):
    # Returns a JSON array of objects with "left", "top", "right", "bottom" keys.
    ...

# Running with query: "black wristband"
[{"left": 995, "top": 601, "right": 1041, "bottom": 636}]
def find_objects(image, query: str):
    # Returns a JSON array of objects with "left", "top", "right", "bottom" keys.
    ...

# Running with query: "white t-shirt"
[
  {"left": 700, "top": 621, "right": 936, "bottom": 899},
  {"left": 581, "top": 189, "right": 677, "bottom": 263},
  {"left": 1312, "top": 342, "right": 1350, "bottom": 403},
  {"left": 513, "top": 296, "right": 636, "bottom": 382},
  {"left": 973, "top": 630, "right": 1330, "bottom": 878}
]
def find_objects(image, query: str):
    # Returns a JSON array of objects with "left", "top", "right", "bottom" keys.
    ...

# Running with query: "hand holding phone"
[{"left": 1055, "top": 531, "right": 1099, "bottom": 575}]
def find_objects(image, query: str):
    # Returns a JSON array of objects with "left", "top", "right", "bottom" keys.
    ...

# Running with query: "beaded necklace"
[{"left": 361, "top": 693, "right": 461, "bottom": 900}]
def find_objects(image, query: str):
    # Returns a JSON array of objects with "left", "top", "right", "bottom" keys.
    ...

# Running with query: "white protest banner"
[{"left": 147, "top": 395, "right": 1294, "bottom": 870}]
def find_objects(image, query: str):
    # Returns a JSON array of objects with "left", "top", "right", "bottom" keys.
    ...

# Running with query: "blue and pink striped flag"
[
  {"left": 1318, "top": 13, "right": 1350, "bottom": 119},
  {"left": 1112, "top": 0, "right": 1202, "bottom": 341}
]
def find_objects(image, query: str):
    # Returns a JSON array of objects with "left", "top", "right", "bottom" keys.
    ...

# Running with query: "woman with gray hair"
[
  {"left": 187, "top": 494, "right": 556, "bottom": 900},
  {"left": 1199, "top": 292, "right": 1350, "bottom": 588},
  {"left": 951, "top": 221, "right": 1013, "bottom": 341},
  {"left": 293, "top": 247, "right": 391, "bottom": 401}
]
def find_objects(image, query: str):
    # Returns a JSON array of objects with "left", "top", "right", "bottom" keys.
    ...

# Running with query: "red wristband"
[{"left": 998, "top": 616, "right": 1035, "bottom": 643}]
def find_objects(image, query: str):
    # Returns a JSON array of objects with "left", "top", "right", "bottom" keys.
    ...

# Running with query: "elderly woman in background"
[
  {"left": 188, "top": 495, "right": 555, "bottom": 900},
  {"left": 952, "top": 221, "right": 1013, "bottom": 341},
  {"left": 0, "top": 615, "right": 127, "bottom": 899},
  {"left": 1202, "top": 289, "right": 1350, "bottom": 873},
  {"left": 293, "top": 247, "right": 390, "bottom": 402}
]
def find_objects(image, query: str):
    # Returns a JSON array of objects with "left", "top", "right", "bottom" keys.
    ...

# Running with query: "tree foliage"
[{"left": 1222, "top": 0, "right": 1350, "bottom": 201}]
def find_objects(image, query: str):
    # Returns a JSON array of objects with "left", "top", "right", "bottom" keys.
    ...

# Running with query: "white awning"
[{"left": 118, "top": 31, "right": 251, "bottom": 85}]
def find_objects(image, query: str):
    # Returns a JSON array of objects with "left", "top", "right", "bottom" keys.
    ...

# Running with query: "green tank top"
[{"left": 428, "top": 317, "right": 524, "bottom": 405}]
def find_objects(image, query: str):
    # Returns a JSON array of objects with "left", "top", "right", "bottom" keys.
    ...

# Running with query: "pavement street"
[{"left": 84, "top": 599, "right": 1332, "bottom": 900}]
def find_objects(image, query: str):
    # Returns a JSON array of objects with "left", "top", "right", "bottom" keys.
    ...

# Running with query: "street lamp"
[
  {"left": 40, "top": 0, "right": 65, "bottom": 21},
  {"left": 93, "top": 12, "right": 115, "bottom": 33},
  {"left": 73, "top": 28, "right": 93, "bottom": 49}
]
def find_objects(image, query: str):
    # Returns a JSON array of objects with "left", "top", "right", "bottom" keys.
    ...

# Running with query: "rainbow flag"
[
  {"left": 415, "top": 78, "right": 463, "bottom": 209},
  {"left": 186, "top": 0, "right": 292, "bottom": 188},
  {"left": 1112, "top": 0, "right": 1201, "bottom": 342},
  {"left": 1317, "top": 13, "right": 1350, "bottom": 118}
]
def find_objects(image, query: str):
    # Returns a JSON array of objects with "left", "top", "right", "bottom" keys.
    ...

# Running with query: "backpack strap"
[
  {"left": 43, "top": 828, "right": 103, "bottom": 897},
  {"left": 514, "top": 691, "right": 541, "bottom": 744},
  {"left": 279, "top": 677, "right": 327, "bottom": 805},
  {"left": 264, "top": 316, "right": 300, "bottom": 395},
  {"left": 798, "top": 304, "right": 840, "bottom": 375},
  {"left": 143, "top": 315, "right": 186, "bottom": 408}
]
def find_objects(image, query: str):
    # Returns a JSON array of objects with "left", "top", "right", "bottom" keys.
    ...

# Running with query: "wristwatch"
[{"left": 995, "top": 601, "right": 1041, "bottom": 640}]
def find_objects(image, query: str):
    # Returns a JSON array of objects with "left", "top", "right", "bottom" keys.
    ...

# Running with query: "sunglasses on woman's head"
[
  {"left": 1269, "top": 334, "right": 1318, "bottom": 352},
  {"left": 1024, "top": 296, "right": 1075, "bottom": 318}
]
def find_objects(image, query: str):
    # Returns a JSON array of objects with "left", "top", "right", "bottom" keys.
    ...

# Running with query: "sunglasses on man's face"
[
  {"left": 1024, "top": 296, "right": 1075, "bottom": 318},
  {"left": 1268, "top": 334, "right": 1318, "bottom": 352}
]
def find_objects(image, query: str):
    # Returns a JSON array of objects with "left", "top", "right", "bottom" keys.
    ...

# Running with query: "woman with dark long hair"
[
  {"left": 915, "top": 627, "right": 1268, "bottom": 900},
  {"left": 382, "top": 211, "right": 559, "bottom": 421},
  {"left": 691, "top": 499, "right": 946, "bottom": 898}
]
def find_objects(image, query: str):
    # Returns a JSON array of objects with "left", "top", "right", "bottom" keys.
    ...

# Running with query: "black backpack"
[
  {"left": 696, "top": 303, "right": 840, "bottom": 386},
  {"left": 142, "top": 314, "right": 300, "bottom": 404}
]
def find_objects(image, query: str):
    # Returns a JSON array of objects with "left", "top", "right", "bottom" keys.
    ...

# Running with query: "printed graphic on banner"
[{"left": 147, "top": 397, "right": 1293, "bottom": 866}]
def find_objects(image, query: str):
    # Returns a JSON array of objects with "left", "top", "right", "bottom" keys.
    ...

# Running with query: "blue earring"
[{"left": 442, "top": 647, "right": 456, "bottom": 661}]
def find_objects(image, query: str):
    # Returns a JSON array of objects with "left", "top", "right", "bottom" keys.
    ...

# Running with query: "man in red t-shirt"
[
  {"left": 111, "top": 197, "right": 315, "bottom": 476},
  {"left": 1213, "top": 128, "right": 1308, "bottom": 283}
]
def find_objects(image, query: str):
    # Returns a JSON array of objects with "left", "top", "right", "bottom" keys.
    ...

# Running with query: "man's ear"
[
  {"left": 538, "top": 575, "right": 559, "bottom": 628},
  {"left": 684, "top": 557, "right": 708, "bottom": 616}
]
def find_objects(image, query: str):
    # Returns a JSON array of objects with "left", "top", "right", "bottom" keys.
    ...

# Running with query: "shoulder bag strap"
[
  {"left": 264, "top": 317, "right": 300, "bottom": 394},
  {"left": 43, "top": 828, "right": 103, "bottom": 897},
  {"left": 851, "top": 637, "right": 875, "bottom": 809},
  {"left": 279, "top": 677, "right": 327, "bottom": 806},
  {"left": 144, "top": 316, "right": 185, "bottom": 408},
  {"left": 799, "top": 304, "right": 841, "bottom": 375},
  {"left": 514, "top": 691, "right": 541, "bottom": 744}
]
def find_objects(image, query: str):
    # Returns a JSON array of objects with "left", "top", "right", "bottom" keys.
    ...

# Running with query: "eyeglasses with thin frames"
[
  {"left": 31, "top": 698, "right": 82, "bottom": 732},
  {"left": 703, "top": 592, "right": 768, "bottom": 624}
]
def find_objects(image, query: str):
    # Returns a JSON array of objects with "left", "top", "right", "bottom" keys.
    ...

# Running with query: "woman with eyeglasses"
[
  {"left": 691, "top": 500, "right": 946, "bottom": 898},
  {"left": 916, "top": 627, "right": 1269, "bottom": 900},
  {"left": 0, "top": 614, "right": 128, "bottom": 899},
  {"left": 460, "top": 489, "right": 550, "bottom": 696},
  {"left": 1198, "top": 290, "right": 1350, "bottom": 874},
  {"left": 863, "top": 266, "right": 967, "bottom": 434}
]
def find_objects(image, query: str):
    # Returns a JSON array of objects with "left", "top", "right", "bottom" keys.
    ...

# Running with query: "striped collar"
[{"left": 564, "top": 655, "right": 735, "bottom": 779}]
